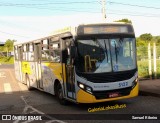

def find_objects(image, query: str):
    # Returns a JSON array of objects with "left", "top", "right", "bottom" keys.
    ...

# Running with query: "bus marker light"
[{"left": 86, "top": 87, "right": 92, "bottom": 94}]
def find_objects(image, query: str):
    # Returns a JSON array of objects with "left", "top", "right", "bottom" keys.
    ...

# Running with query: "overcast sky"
[{"left": 0, "top": 0, "right": 160, "bottom": 42}]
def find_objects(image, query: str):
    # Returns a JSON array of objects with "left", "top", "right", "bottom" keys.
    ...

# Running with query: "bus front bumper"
[{"left": 76, "top": 82, "right": 139, "bottom": 103}]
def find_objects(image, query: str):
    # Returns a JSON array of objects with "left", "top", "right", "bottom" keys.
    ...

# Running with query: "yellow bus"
[{"left": 14, "top": 23, "right": 139, "bottom": 104}]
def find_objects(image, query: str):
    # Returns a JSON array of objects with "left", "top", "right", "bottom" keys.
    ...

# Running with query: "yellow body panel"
[
  {"left": 77, "top": 83, "right": 139, "bottom": 103},
  {"left": 22, "top": 62, "right": 32, "bottom": 74},
  {"left": 43, "top": 63, "right": 63, "bottom": 81},
  {"left": 62, "top": 64, "right": 66, "bottom": 83}
]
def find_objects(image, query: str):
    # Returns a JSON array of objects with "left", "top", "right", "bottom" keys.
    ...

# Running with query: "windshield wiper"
[
  {"left": 104, "top": 40, "right": 108, "bottom": 62},
  {"left": 114, "top": 38, "right": 123, "bottom": 63},
  {"left": 114, "top": 43, "right": 118, "bottom": 63},
  {"left": 96, "top": 39, "right": 109, "bottom": 62}
]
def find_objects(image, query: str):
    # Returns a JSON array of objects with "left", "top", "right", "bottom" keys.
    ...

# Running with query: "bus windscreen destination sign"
[{"left": 81, "top": 25, "right": 132, "bottom": 34}]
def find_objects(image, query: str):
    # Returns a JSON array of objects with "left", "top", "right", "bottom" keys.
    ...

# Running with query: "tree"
[
  {"left": 114, "top": 18, "right": 132, "bottom": 24},
  {"left": 136, "top": 37, "right": 148, "bottom": 60},
  {"left": 139, "top": 33, "right": 153, "bottom": 79},
  {"left": 4, "top": 39, "right": 15, "bottom": 57},
  {"left": 0, "top": 46, "right": 4, "bottom": 51},
  {"left": 136, "top": 37, "right": 148, "bottom": 47},
  {"left": 154, "top": 36, "right": 160, "bottom": 45},
  {"left": 140, "top": 33, "right": 152, "bottom": 42}
]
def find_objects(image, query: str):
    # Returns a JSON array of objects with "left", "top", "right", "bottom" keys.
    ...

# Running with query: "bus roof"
[
  {"left": 14, "top": 22, "right": 133, "bottom": 46},
  {"left": 14, "top": 31, "right": 72, "bottom": 46}
]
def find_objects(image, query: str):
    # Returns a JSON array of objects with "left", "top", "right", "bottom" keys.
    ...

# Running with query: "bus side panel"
[
  {"left": 14, "top": 60, "right": 22, "bottom": 82},
  {"left": 28, "top": 62, "right": 37, "bottom": 88},
  {"left": 41, "top": 62, "right": 63, "bottom": 95},
  {"left": 21, "top": 61, "right": 37, "bottom": 88}
]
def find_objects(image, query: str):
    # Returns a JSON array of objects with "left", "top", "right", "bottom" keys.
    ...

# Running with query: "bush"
[
  {"left": 138, "top": 60, "right": 160, "bottom": 78},
  {"left": 0, "top": 56, "right": 14, "bottom": 64}
]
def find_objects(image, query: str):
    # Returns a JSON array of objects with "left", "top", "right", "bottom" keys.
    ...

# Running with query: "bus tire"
[
  {"left": 25, "top": 74, "right": 32, "bottom": 91},
  {"left": 56, "top": 83, "right": 68, "bottom": 105}
]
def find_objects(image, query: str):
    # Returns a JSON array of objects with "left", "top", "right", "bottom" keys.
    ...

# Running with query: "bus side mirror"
[{"left": 70, "top": 46, "right": 76, "bottom": 58}]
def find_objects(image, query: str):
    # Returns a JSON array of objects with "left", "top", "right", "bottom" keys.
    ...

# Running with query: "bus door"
[
  {"left": 35, "top": 43, "right": 43, "bottom": 89},
  {"left": 66, "top": 62, "right": 75, "bottom": 99},
  {"left": 62, "top": 38, "right": 76, "bottom": 100}
]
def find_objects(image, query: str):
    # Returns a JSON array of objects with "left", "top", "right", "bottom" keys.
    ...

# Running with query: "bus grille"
[{"left": 93, "top": 87, "right": 132, "bottom": 99}]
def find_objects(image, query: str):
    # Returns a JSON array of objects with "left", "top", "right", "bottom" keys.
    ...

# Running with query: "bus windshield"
[{"left": 76, "top": 38, "right": 136, "bottom": 73}]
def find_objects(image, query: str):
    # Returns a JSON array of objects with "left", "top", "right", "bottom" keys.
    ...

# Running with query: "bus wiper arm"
[
  {"left": 104, "top": 40, "right": 108, "bottom": 62},
  {"left": 114, "top": 43, "right": 118, "bottom": 63}
]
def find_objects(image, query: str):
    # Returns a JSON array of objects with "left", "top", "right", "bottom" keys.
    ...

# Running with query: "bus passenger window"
[
  {"left": 28, "top": 43, "right": 34, "bottom": 61},
  {"left": 22, "top": 44, "right": 28, "bottom": 61},
  {"left": 41, "top": 50, "right": 50, "bottom": 61},
  {"left": 50, "top": 42, "right": 61, "bottom": 63},
  {"left": 50, "top": 50, "right": 60, "bottom": 62},
  {"left": 14, "top": 46, "right": 19, "bottom": 60},
  {"left": 41, "top": 39, "right": 50, "bottom": 61}
]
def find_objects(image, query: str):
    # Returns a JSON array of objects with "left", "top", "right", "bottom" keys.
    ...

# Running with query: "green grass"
[
  {"left": 0, "top": 56, "right": 14, "bottom": 64},
  {"left": 137, "top": 60, "right": 160, "bottom": 78}
]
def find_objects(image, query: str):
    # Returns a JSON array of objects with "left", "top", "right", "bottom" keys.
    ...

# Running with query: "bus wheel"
[
  {"left": 57, "top": 83, "right": 67, "bottom": 105},
  {"left": 25, "top": 74, "right": 32, "bottom": 91}
]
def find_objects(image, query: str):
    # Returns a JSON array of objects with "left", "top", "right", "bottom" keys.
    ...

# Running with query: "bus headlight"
[
  {"left": 78, "top": 82, "right": 92, "bottom": 94},
  {"left": 135, "top": 78, "right": 139, "bottom": 83},
  {"left": 79, "top": 83, "right": 84, "bottom": 89}
]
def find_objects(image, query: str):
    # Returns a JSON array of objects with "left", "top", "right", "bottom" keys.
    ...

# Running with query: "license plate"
[{"left": 109, "top": 92, "right": 119, "bottom": 98}]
